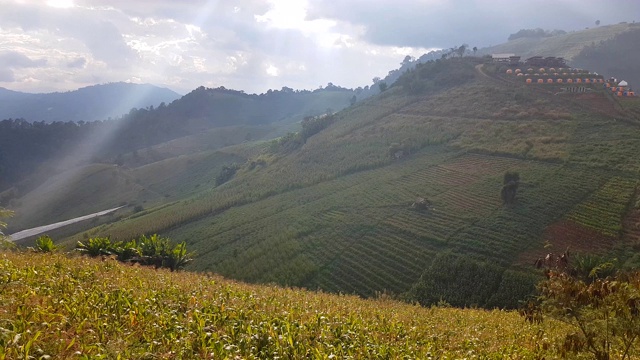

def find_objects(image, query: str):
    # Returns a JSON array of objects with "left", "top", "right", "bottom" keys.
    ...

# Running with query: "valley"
[{"left": 6, "top": 56, "right": 637, "bottom": 308}]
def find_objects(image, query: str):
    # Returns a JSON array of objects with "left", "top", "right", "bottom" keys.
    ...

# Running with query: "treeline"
[
  {"left": 0, "top": 119, "right": 100, "bottom": 191},
  {"left": 508, "top": 28, "right": 567, "bottom": 41},
  {"left": 395, "top": 57, "right": 480, "bottom": 94},
  {"left": 0, "top": 86, "right": 355, "bottom": 193}
]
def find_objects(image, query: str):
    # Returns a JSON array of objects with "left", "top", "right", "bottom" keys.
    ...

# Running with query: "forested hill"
[
  {"left": 0, "top": 82, "right": 181, "bottom": 123},
  {"left": 0, "top": 85, "right": 355, "bottom": 192}
]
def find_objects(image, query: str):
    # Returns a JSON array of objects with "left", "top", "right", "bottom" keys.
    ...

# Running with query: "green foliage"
[
  {"left": 405, "top": 253, "right": 505, "bottom": 307},
  {"left": 0, "top": 208, "right": 13, "bottom": 249},
  {"left": 75, "top": 236, "right": 114, "bottom": 257},
  {"left": 300, "top": 114, "right": 335, "bottom": 141},
  {"left": 508, "top": 28, "right": 567, "bottom": 41},
  {"left": 501, "top": 171, "right": 520, "bottom": 205},
  {"left": 269, "top": 132, "right": 305, "bottom": 154},
  {"left": 269, "top": 114, "right": 337, "bottom": 155},
  {"left": 215, "top": 164, "right": 239, "bottom": 186},
  {"left": 33, "top": 235, "right": 58, "bottom": 253},
  {"left": 112, "top": 239, "right": 141, "bottom": 262},
  {"left": 0, "top": 251, "right": 579, "bottom": 358},
  {"left": 397, "top": 57, "right": 478, "bottom": 94},
  {"left": 536, "top": 270, "right": 640, "bottom": 360},
  {"left": 75, "top": 234, "right": 193, "bottom": 271},
  {"left": 567, "top": 177, "right": 637, "bottom": 237}
]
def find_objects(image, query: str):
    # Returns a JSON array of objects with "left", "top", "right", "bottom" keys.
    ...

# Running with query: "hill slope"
[
  {"left": 47, "top": 57, "right": 640, "bottom": 308},
  {"left": 572, "top": 27, "right": 640, "bottom": 93},
  {"left": 0, "top": 86, "right": 354, "bottom": 198},
  {"left": 0, "top": 82, "right": 181, "bottom": 123},
  {"left": 0, "top": 251, "right": 571, "bottom": 358},
  {"left": 481, "top": 22, "right": 638, "bottom": 60}
]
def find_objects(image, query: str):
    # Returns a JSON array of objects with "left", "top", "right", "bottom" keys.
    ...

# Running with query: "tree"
[
  {"left": 501, "top": 172, "right": 519, "bottom": 205},
  {"left": 0, "top": 208, "right": 14, "bottom": 249},
  {"left": 525, "top": 253, "right": 640, "bottom": 360},
  {"left": 455, "top": 44, "right": 467, "bottom": 58},
  {"left": 401, "top": 55, "right": 413, "bottom": 66},
  {"left": 350, "top": 95, "right": 357, "bottom": 106},
  {"left": 472, "top": 46, "right": 478, "bottom": 55},
  {"left": 378, "top": 82, "right": 388, "bottom": 92},
  {"left": 596, "top": 19, "right": 601, "bottom": 26}
]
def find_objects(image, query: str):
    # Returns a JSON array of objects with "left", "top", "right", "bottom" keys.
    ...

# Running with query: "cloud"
[
  {"left": 1, "top": 0, "right": 637, "bottom": 95},
  {"left": 307, "top": 0, "right": 640, "bottom": 48},
  {"left": 67, "top": 57, "right": 87, "bottom": 68},
  {"left": 0, "top": 51, "right": 47, "bottom": 68},
  {"left": 0, "top": 69, "right": 15, "bottom": 82}
]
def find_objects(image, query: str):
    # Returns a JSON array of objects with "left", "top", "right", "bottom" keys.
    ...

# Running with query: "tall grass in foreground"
[{"left": 0, "top": 252, "right": 576, "bottom": 359}]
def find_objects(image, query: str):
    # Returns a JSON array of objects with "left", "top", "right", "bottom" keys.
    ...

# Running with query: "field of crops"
[
  {"left": 46, "top": 57, "right": 640, "bottom": 309},
  {"left": 0, "top": 251, "right": 577, "bottom": 359}
]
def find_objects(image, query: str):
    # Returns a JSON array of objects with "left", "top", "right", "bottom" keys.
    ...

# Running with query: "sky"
[{"left": 0, "top": 0, "right": 638, "bottom": 95}]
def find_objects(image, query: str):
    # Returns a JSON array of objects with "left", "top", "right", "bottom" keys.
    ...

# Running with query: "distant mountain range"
[{"left": 0, "top": 82, "right": 182, "bottom": 123}]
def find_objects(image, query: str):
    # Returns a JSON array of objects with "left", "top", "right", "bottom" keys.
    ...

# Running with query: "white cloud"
[
  {"left": 1, "top": 0, "right": 636, "bottom": 95},
  {"left": 265, "top": 64, "right": 280, "bottom": 77}
]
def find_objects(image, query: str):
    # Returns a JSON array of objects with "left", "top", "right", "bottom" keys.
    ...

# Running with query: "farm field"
[
  {"left": 0, "top": 252, "right": 578, "bottom": 359},
  {"left": 49, "top": 57, "right": 640, "bottom": 307}
]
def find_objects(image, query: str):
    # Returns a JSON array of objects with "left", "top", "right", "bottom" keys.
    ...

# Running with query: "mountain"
[
  {"left": 9, "top": 56, "right": 638, "bottom": 309},
  {"left": 0, "top": 82, "right": 182, "bottom": 123},
  {"left": 0, "top": 86, "right": 355, "bottom": 196}
]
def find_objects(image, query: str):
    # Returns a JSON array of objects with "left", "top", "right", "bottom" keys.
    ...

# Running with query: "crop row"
[
  {"left": 398, "top": 164, "right": 479, "bottom": 188},
  {"left": 439, "top": 154, "right": 531, "bottom": 176},
  {"left": 383, "top": 209, "right": 466, "bottom": 243},
  {"left": 567, "top": 177, "right": 637, "bottom": 237}
]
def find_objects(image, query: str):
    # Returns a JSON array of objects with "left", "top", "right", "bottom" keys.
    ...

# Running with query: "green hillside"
[
  {"left": 0, "top": 251, "right": 574, "bottom": 358},
  {"left": 481, "top": 22, "right": 638, "bottom": 60},
  {"left": 45, "top": 57, "right": 640, "bottom": 308}
]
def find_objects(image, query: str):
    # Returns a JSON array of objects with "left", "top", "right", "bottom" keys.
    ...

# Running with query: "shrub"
[
  {"left": 215, "top": 164, "right": 240, "bottom": 186},
  {"left": 75, "top": 234, "right": 193, "bottom": 271},
  {"left": 34, "top": 235, "right": 58, "bottom": 253},
  {"left": 525, "top": 252, "right": 640, "bottom": 360},
  {"left": 0, "top": 207, "right": 14, "bottom": 250},
  {"left": 76, "top": 236, "right": 114, "bottom": 257}
]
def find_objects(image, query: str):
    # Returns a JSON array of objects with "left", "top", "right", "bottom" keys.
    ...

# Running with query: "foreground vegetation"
[{"left": 0, "top": 251, "right": 576, "bottom": 359}]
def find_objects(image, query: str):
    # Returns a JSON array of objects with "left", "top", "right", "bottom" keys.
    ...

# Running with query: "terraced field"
[{"left": 50, "top": 57, "right": 640, "bottom": 307}]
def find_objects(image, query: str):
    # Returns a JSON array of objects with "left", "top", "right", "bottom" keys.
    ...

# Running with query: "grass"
[{"left": 0, "top": 251, "right": 578, "bottom": 359}]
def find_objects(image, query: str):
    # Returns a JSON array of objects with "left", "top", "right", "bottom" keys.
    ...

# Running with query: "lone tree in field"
[{"left": 501, "top": 172, "right": 519, "bottom": 205}]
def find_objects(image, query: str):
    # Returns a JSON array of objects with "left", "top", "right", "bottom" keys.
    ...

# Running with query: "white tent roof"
[{"left": 619, "top": 80, "right": 628, "bottom": 86}]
